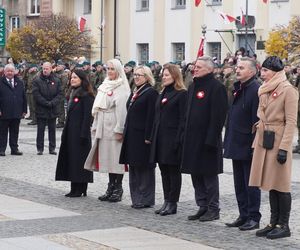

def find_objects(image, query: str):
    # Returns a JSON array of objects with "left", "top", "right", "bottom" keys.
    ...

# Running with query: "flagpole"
[
  {"left": 100, "top": 0, "right": 104, "bottom": 62},
  {"left": 245, "top": 0, "right": 248, "bottom": 55}
]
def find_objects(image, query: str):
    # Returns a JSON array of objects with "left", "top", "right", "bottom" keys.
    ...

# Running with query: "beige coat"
[
  {"left": 249, "top": 75, "right": 299, "bottom": 192},
  {"left": 84, "top": 82, "right": 130, "bottom": 174}
]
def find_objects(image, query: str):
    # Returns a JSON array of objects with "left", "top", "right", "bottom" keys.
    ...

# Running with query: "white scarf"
[{"left": 92, "top": 77, "right": 123, "bottom": 116}]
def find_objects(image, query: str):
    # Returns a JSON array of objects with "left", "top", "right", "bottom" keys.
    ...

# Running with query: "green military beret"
[
  {"left": 127, "top": 60, "right": 136, "bottom": 67},
  {"left": 145, "top": 62, "right": 153, "bottom": 68},
  {"left": 93, "top": 60, "right": 103, "bottom": 67},
  {"left": 82, "top": 61, "right": 90, "bottom": 66},
  {"left": 76, "top": 63, "right": 83, "bottom": 68}
]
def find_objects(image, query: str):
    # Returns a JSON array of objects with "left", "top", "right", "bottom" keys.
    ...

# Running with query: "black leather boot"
[
  {"left": 267, "top": 192, "right": 291, "bottom": 239},
  {"left": 69, "top": 183, "right": 87, "bottom": 198},
  {"left": 155, "top": 201, "right": 168, "bottom": 214},
  {"left": 160, "top": 202, "right": 177, "bottom": 216},
  {"left": 98, "top": 183, "right": 114, "bottom": 201},
  {"left": 108, "top": 183, "right": 123, "bottom": 202},
  {"left": 256, "top": 190, "right": 279, "bottom": 237},
  {"left": 199, "top": 208, "right": 220, "bottom": 222},
  {"left": 65, "top": 182, "right": 76, "bottom": 197}
]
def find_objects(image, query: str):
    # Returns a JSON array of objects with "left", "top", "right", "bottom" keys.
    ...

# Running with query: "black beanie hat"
[{"left": 261, "top": 56, "right": 284, "bottom": 72}]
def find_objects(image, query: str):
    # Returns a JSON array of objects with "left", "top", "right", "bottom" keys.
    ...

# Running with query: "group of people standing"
[{"left": 0, "top": 54, "right": 298, "bottom": 241}]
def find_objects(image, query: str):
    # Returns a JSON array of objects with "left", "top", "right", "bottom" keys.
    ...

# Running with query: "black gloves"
[
  {"left": 277, "top": 149, "right": 287, "bottom": 165},
  {"left": 45, "top": 101, "right": 52, "bottom": 108}
]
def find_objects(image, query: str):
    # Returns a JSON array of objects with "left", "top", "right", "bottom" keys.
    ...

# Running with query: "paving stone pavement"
[{"left": 0, "top": 120, "right": 300, "bottom": 249}]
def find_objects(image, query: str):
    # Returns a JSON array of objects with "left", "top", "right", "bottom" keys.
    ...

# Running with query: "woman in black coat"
[
  {"left": 149, "top": 64, "right": 187, "bottom": 215},
  {"left": 55, "top": 70, "right": 94, "bottom": 197},
  {"left": 119, "top": 66, "right": 158, "bottom": 208}
]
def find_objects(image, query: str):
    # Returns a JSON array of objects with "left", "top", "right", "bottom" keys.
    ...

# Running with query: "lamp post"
[{"left": 201, "top": 24, "right": 207, "bottom": 55}]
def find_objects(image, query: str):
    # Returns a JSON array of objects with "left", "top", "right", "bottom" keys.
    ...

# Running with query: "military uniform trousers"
[
  {"left": 57, "top": 98, "right": 66, "bottom": 125},
  {"left": 129, "top": 165, "right": 155, "bottom": 206},
  {"left": 0, "top": 119, "right": 20, "bottom": 152},
  {"left": 191, "top": 174, "right": 219, "bottom": 211},
  {"left": 232, "top": 160, "right": 261, "bottom": 222},
  {"left": 26, "top": 93, "right": 36, "bottom": 122},
  {"left": 159, "top": 164, "right": 181, "bottom": 202},
  {"left": 36, "top": 118, "right": 56, "bottom": 152}
]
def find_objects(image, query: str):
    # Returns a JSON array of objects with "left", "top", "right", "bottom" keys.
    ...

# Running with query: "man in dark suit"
[
  {"left": 181, "top": 57, "right": 228, "bottom": 221},
  {"left": 0, "top": 64, "right": 27, "bottom": 156},
  {"left": 223, "top": 57, "right": 261, "bottom": 230}
]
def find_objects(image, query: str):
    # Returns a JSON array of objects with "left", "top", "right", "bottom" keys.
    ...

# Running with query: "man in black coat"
[
  {"left": 223, "top": 57, "right": 261, "bottom": 230},
  {"left": 32, "top": 62, "right": 62, "bottom": 155},
  {"left": 181, "top": 57, "right": 228, "bottom": 221},
  {"left": 0, "top": 64, "right": 27, "bottom": 156}
]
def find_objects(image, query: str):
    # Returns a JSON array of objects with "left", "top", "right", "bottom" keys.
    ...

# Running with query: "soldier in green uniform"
[
  {"left": 26, "top": 64, "right": 39, "bottom": 125},
  {"left": 151, "top": 61, "right": 162, "bottom": 91},
  {"left": 222, "top": 64, "right": 236, "bottom": 107},
  {"left": 82, "top": 61, "right": 93, "bottom": 83},
  {"left": 124, "top": 61, "right": 135, "bottom": 91},
  {"left": 0, "top": 63, "right": 4, "bottom": 77},
  {"left": 55, "top": 61, "right": 69, "bottom": 128},
  {"left": 90, "top": 60, "right": 106, "bottom": 94}
]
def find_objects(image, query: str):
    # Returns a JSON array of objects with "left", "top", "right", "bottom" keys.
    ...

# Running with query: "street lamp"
[{"left": 201, "top": 24, "right": 207, "bottom": 38}]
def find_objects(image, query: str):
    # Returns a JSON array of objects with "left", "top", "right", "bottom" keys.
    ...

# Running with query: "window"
[
  {"left": 84, "top": 0, "right": 92, "bottom": 14},
  {"left": 207, "top": 0, "right": 222, "bottom": 5},
  {"left": 28, "top": 0, "right": 40, "bottom": 15},
  {"left": 10, "top": 16, "right": 20, "bottom": 31},
  {"left": 137, "top": 43, "right": 149, "bottom": 65},
  {"left": 172, "top": 43, "right": 185, "bottom": 62},
  {"left": 173, "top": 0, "right": 186, "bottom": 9},
  {"left": 136, "top": 0, "right": 149, "bottom": 11},
  {"left": 207, "top": 42, "right": 221, "bottom": 62}
]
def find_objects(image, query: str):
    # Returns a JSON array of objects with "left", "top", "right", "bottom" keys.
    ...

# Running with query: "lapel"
[
  {"left": 267, "top": 82, "right": 285, "bottom": 106},
  {"left": 68, "top": 96, "right": 81, "bottom": 114},
  {"left": 160, "top": 88, "right": 178, "bottom": 109},
  {"left": 4, "top": 78, "right": 14, "bottom": 90},
  {"left": 128, "top": 83, "right": 151, "bottom": 110}
]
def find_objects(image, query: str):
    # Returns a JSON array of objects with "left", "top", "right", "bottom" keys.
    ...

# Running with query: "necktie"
[{"left": 9, "top": 80, "right": 14, "bottom": 88}]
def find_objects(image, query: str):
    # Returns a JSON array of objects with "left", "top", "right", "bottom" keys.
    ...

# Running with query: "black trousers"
[
  {"left": 129, "top": 165, "right": 155, "bottom": 206},
  {"left": 232, "top": 160, "right": 261, "bottom": 222},
  {"left": 36, "top": 118, "right": 56, "bottom": 152},
  {"left": 0, "top": 119, "right": 20, "bottom": 152},
  {"left": 159, "top": 164, "right": 181, "bottom": 202},
  {"left": 191, "top": 174, "right": 219, "bottom": 211}
]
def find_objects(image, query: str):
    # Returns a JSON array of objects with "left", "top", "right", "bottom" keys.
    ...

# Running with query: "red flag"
[
  {"left": 78, "top": 16, "right": 86, "bottom": 32},
  {"left": 195, "top": 0, "right": 201, "bottom": 7},
  {"left": 263, "top": 0, "right": 268, "bottom": 3},
  {"left": 218, "top": 11, "right": 238, "bottom": 24},
  {"left": 240, "top": 8, "right": 246, "bottom": 26},
  {"left": 197, "top": 37, "right": 205, "bottom": 58}
]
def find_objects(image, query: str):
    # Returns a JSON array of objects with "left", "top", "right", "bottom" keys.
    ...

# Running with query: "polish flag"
[
  {"left": 240, "top": 8, "right": 246, "bottom": 26},
  {"left": 78, "top": 16, "right": 86, "bottom": 32},
  {"left": 195, "top": 0, "right": 201, "bottom": 7},
  {"left": 218, "top": 11, "right": 238, "bottom": 24},
  {"left": 197, "top": 37, "right": 205, "bottom": 58},
  {"left": 263, "top": 0, "right": 268, "bottom": 3}
]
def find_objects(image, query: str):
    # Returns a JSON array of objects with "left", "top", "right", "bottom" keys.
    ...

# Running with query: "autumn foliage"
[
  {"left": 265, "top": 16, "right": 300, "bottom": 63},
  {"left": 6, "top": 14, "right": 93, "bottom": 63}
]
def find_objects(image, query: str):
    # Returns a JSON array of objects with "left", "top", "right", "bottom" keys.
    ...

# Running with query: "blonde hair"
[
  {"left": 134, "top": 66, "right": 155, "bottom": 86},
  {"left": 162, "top": 64, "right": 186, "bottom": 91}
]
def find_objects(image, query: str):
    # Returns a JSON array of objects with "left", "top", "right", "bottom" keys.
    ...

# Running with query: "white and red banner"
[
  {"left": 195, "top": 0, "right": 201, "bottom": 7},
  {"left": 197, "top": 36, "right": 205, "bottom": 58},
  {"left": 218, "top": 10, "right": 238, "bottom": 24},
  {"left": 78, "top": 16, "right": 86, "bottom": 32}
]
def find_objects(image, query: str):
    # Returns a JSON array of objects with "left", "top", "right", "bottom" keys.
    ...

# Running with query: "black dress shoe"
[
  {"left": 266, "top": 224, "right": 291, "bottom": 239},
  {"left": 0, "top": 152, "right": 5, "bottom": 156},
  {"left": 199, "top": 209, "right": 220, "bottom": 222},
  {"left": 239, "top": 219, "right": 259, "bottom": 231},
  {"left": 49, "top": 150, "right": 57, "bottom": 155},
  {"left": 27, "top": 121, "right": 37, "bottom": 125},
  {"left": 155, "top": 201, "right": 168, "bottom": 214},
  {"left": 37, "top": 151, "right": 43, "bottom": 155},
  {"left": 225, "top": 216, "right": 247, "bottom": 227},
  {"left": 11, "top": 150, "right": 23, "bottom": 155},
  {"left": 132, "top": 204, "right": 152, "bottom": 209},
  {"left": 188, "top": 207, "right": 208, "bottom": 220},
  {"left": 256, "top": 224, "right": 275, "bottom": 237}
]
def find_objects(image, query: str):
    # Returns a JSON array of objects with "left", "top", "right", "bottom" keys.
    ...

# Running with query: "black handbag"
[{"left": 263, "top": 130, "right": 275, "bottom": 150}]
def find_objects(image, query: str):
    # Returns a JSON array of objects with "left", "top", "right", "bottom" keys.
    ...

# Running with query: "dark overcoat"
[
  {"left": 55, "top": 89, "right": 94, "bottom": 183},
  {"left": 181, "top": 73, "right": 228, "bottom": 176},
  {"left": 32, "top": 73, "right": 63, "bottom": 119},
  {"left": 119, "top": 83, "right": 157, "bottom": 167},
  {"left": 0, "top": 76, "right": 27, "bottom": 119},
  {"left": 149, "top": 85, "right": 187, "bottom": 165},
  {"left": 223, "top": 77, "right": 260, "bottom": 160}
]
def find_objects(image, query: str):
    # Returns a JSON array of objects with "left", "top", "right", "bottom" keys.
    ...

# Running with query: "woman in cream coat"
[
  {"left": 249, "top": 56, "right": 299, "bottom": 239},
  {"left": 84, "top": 59, "right": 130, "bottom": 202}
]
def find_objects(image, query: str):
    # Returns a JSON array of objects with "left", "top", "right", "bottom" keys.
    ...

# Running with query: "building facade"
[{"left": 1, "top": 0, "right": 300, "bottom": 65}]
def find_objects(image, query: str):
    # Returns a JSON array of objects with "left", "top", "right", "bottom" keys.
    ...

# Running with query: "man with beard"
[{"left": 181, "top": 56, "right": 228, "bottom": 222}]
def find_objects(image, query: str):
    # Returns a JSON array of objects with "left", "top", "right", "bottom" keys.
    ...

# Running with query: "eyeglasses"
[
  {"left": 133, "top": 73, "right": 145, "bottom": 78},
  {"left": 107, "top": 67, "right": 115, "bottom": 71}
]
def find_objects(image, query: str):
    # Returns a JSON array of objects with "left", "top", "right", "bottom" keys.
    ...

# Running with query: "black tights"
[{"left": 109, "top": 173, "right": 123, "bottom": 184}]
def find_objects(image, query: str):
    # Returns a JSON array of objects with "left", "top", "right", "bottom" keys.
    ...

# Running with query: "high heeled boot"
[
  {"left": 160, "top": 202, "right": 177, "bottom": 216},
  {"left": 256, "top": 190, "right": 279, "bottom": 237},
  {"left": 69, "top": 183, "right": 87, "bottom": 198},
  {"left": 108, "top": 183, "right": 123, "bottom": 202},
  {"left": 98, "top": 182, "right": 114, "bottom": 201},
  {"left": 65, "top": 182, "right": 76, "bottom": 197},
  {"left": 267, "top": 192, "right": 291, "bottom": 239}
]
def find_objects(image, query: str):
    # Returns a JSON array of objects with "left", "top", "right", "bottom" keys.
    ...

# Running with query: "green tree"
[{"left": 6, "top": 14, "right": 93, "bottom": 63}]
